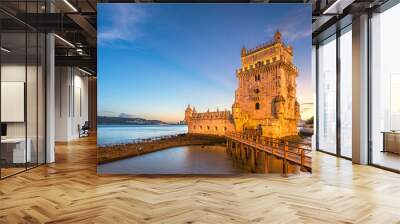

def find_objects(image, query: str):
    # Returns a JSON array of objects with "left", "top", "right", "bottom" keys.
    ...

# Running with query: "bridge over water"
[{"left": 225, "top": 132, "right": 312, "bottom": 175}]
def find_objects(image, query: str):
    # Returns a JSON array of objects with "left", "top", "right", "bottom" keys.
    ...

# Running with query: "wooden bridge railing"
[{"left": 225, "top": 132, "right": 312, "bottom": 171}]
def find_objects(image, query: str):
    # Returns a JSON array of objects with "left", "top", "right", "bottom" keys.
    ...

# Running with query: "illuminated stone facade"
[
  {"left": 185, "top": 31, "right": 300, "bottom": 138},
  {"left": 185, "top": 107, "right": 235, "bottom": 136}
]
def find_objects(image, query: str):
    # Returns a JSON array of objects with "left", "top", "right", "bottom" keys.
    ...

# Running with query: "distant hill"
[{"left": 98, "top": 116, "right": 168, "bottom": 125}]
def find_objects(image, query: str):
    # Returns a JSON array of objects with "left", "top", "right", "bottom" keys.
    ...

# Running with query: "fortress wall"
[{"left": 187, "top": 111, "right": 235, "bottom": 136}]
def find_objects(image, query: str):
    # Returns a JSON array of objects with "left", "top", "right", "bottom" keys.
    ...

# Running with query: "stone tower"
[
  {"left": 185, "top": 31, "right": 300, "bottom": 138},
  {"left": 185, "top": 104, "right": 193, "bottom": 122},
  {"left": 232, "top": 31, "right": 300, "bottom": 138}
]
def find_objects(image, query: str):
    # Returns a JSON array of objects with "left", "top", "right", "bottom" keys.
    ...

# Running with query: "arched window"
[
  {"left": 200, "top": 125, "right": 202, "bottom": 129},
  {"left": 215, "top": 126, "right": 218, "bottom": 131},
  {"left": 254, "top": 89, "right": 260, "bottom": 94},
  {"left": 224, "top": 127, "right": 227, "bottom": 131},
  {"left": 255, "top": 102, "right": 260, "bottom": 110},
  {"left": 207, "top": 126, "right": 210, "bottom": 130},
  {"left": 255, "top": 74, "right": 260, "bottom": 81}
]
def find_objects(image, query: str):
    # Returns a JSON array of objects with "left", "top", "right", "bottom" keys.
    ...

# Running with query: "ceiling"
[
  {"left": 1, "top": 0, "right": 97, "bottom": 75},
  {"left": 0, "top": 0, "right": 394, "bottom": 74},
  {"left": 311, "top": 0, "right": 391, "bottom": 43}
]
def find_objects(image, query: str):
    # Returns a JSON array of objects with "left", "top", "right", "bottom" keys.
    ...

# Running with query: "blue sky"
[{"left": 98, "top": 4, "right": 312, "bottom": 122}]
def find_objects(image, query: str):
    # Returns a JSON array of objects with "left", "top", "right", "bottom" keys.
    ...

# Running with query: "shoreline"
[{"left": 97, "top": 134, "right": 226, "bottom": 164}]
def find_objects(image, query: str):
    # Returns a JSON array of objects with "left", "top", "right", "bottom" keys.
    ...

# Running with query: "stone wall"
[{"left": 186, "top": 110, "right": 235, "bottom": 136}]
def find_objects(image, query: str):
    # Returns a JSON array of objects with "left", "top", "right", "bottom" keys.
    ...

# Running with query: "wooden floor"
[
  {"left": 0, "top": 136, "right": 400, "bottom": 224},
  {"left": 372, "top": 151, "right": 400, "bottom": 171}
]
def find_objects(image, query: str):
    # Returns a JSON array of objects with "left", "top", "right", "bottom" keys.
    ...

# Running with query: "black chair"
[{"left": 79, "top": 121, "right": 90, "bottom": 138}]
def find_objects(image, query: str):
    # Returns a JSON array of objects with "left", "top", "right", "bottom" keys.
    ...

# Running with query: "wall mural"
[{"left": 97, "top": 3, "right": 313, "bottom": 175}]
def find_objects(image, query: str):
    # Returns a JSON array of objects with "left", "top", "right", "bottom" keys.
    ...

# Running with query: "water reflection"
[{"left": 97, "top": 145, "right": 247, "bottom": 174}]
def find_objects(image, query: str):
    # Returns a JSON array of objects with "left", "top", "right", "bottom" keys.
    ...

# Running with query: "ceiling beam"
[
  {"left": 55, "top": 55, "right": 96, "bottom": 73},
  {"left": 67, "top": 13, "right": 97, "bottom": 44},
  {"left": 7, "top": 13, "right": 83, "bottom": 32},
  {"left": 322, "top": 0, "right": 356, "bottom": 14}
]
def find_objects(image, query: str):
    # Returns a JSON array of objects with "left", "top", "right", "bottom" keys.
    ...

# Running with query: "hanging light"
[
  {"left": 54, "top": 34, "right": 75, "bottom": 48},
  {"left": 78, "top": 67, "right": 93, "bottom": 76},
  {"left": 1, "top": 47, "right": 11, "bottom": 53},
  {"left": 63, "top": 0, "right": 78, "bottom": 12}
]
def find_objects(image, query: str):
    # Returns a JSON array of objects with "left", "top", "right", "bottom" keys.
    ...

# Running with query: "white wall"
[
  {"left": 72, "top": 73, "right": 89, "bottom": 138},
  {"left": 54, "top": 67, "right": 89, "bottom": 141},
  {"left": 55, "top": 66, "right": 70, "bottom": 141},
  {"left": 1, "top": 65, "right": 43, "bottom": 138},
  {"left": 1, "top": 63, "right": 46, "bottom": 164},
  {"left": 1, "top": 65, "right": 26, "bottom": 138}
]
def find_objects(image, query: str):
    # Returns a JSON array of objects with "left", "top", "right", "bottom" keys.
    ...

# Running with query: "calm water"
[
  {"left": 97, "top": 124, "right": 249, "bottom": 174},
  {"left": 97, "top": 124, "right": 188, "bottom": 145},
  {"left": 97, "top": 145, "right": 246, "bottom": 174}
]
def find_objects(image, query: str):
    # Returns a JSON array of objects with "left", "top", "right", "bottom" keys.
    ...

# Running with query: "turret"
[
  {"left": 231, "top": 102, "right": 243, "bottom": 132},
  {"left": 295, "top": 100, "right": 300, "bottom": 119},
  {"left": 232, "top": 103, "right": 240, "bottom": 119},
  {"left": 185, "top": 104, "right": 193, "bottom": 122},
  {"left": 273, "top": 95, "right": 285, "bottom": 118},
  {"left": 241, "top": 46, "right": 246, "bottom": 57},
  {"left": 274, "top": 30, "right": 282, "bottom": 43},
  {"left": 288, "top": 45, "right": 293, "bottom": 53}
]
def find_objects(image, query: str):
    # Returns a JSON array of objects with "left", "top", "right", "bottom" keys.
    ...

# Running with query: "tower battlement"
[
  {"left": 191, "top": 110, "right": 232, "bottom": 120},
  {"left": 184, "top": 105, "right": 234, "bottom": 136},
  {"left": 235, "top": 60, "right": 298, "bottom": 75},
  {"left": 240, "top": 31, "right": 294, "bottom": 70},
  {"left": 242, "top": 40, "right": 275, "bottom": 57},
  {"left": 242, "top": 40, "right": 293, "bottom": 57}
]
